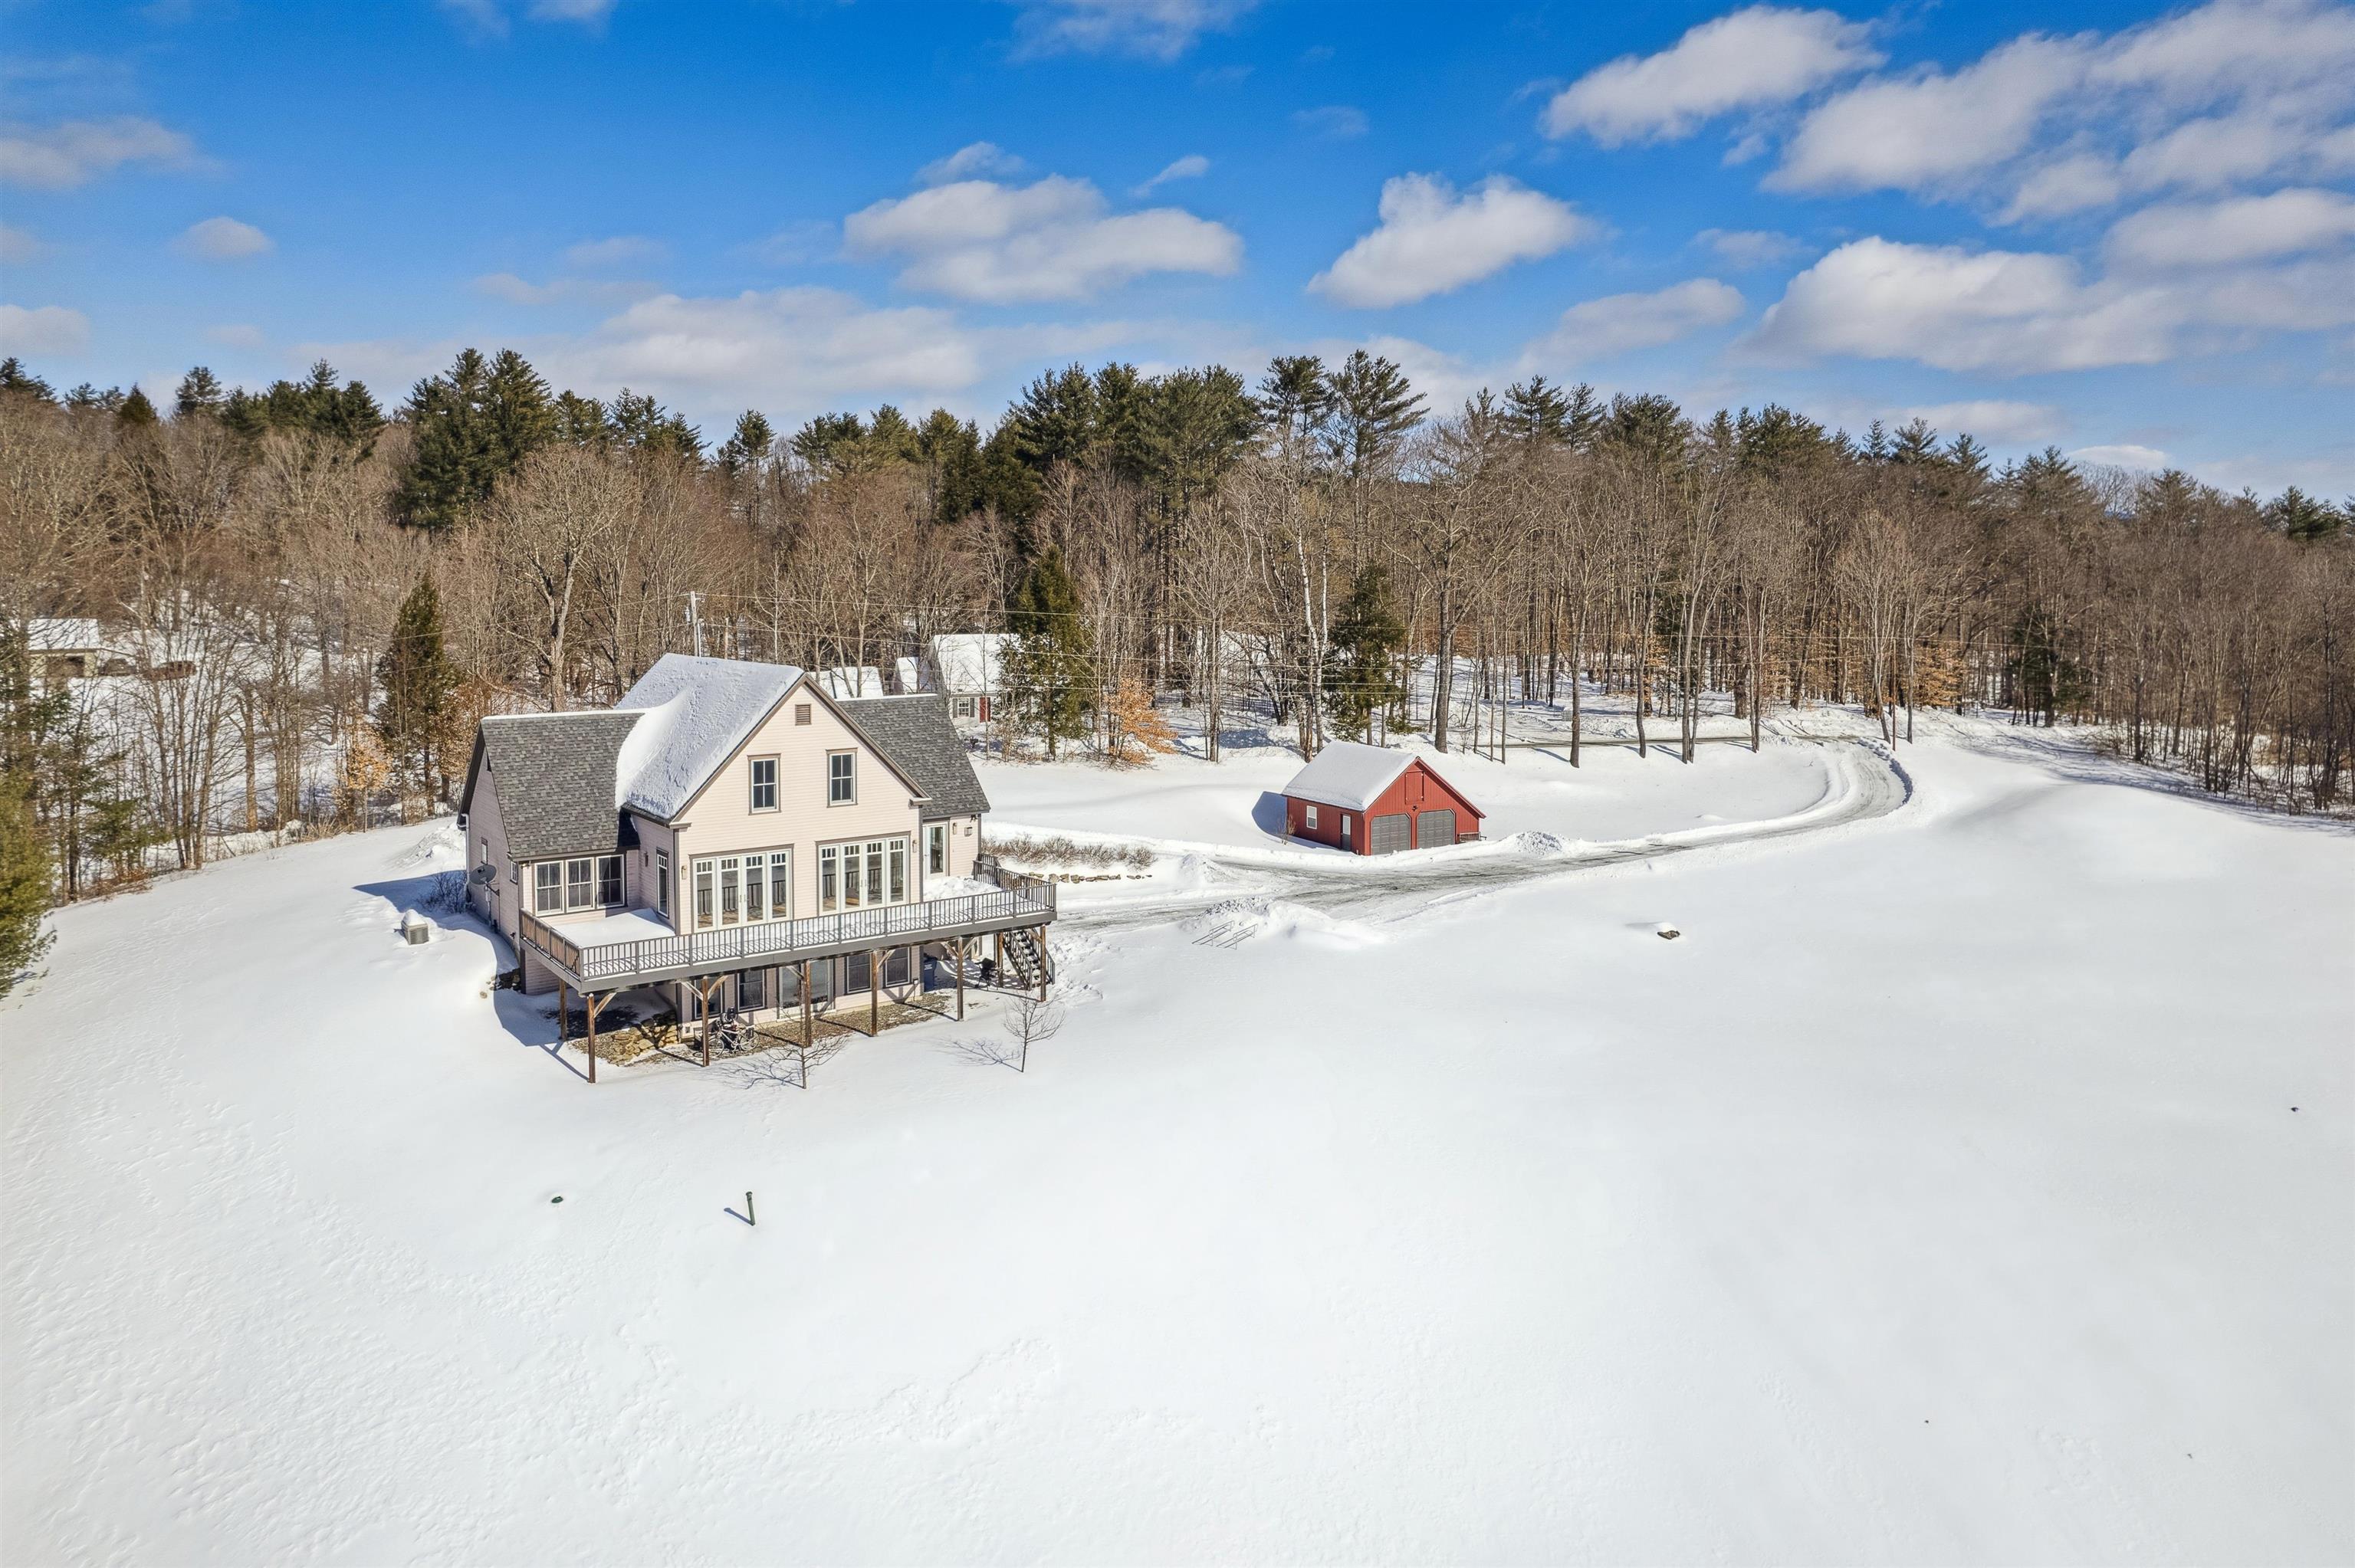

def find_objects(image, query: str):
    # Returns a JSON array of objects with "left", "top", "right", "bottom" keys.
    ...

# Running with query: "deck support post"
[
  {"left": 993, "top": 930, "right": 1002, "bottom": 982},
  {"left": 800, "top": 959, "right": 812, "bottom": 1045},
  {"left": 557, "top": 979, "right": 570, "bottom": 1066},
  {"left": 698, "top": 976, "right": 726, "bottom": 1066},
  {"left": 955, "top": 937, "right": 965, "bottom": 1021},
  {"left": 585, "top": 991, "right": 602, "bottom": 1084},
  {"left": 869, "top": 950, "right": 881, "bottom": 1035},
  {"left": 1036, "top": 930, "right": 1048, "bottom": 1000}
]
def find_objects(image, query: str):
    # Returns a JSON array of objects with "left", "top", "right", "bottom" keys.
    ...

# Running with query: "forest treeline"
[{"left": 1, "top": 342, "right": 2350, "bottom": 982}]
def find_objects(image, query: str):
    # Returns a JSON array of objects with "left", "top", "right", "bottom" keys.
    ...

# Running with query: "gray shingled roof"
[
  {"left": 837, "top": 695, "right": 990, "bottom": 820},
  {"left": 461, "top": 710, "right": 645, "bottom": 861}
]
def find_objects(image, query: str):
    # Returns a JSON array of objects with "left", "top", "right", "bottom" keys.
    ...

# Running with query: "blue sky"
[{"left": 4, "top": 0, "right": 2352, "bottom": 494}]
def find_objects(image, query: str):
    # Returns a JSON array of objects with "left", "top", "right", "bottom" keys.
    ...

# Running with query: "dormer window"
[
  {"left": 749, "top": 756, "right": 778, "bottom": 812},
  {"left": 827, "top": 751, "right": 854, "bottom": 805}
]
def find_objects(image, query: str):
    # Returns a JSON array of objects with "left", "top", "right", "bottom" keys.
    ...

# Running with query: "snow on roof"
[
  {"left": 817, "top": 665, "right": 885, "bottom": 699},
  {"left": 1280, "top": 741, "right": 1480, "bottom": 815},
  {"left": 613, "top": 654, "right": 803, "bottom": 820},
  {"left": 894, "top": 655, "right": 923, "bottom": 694},
  {"left": 27, "top": 618, "right": 105, "bottom": 651},
  {"left": 931, "top": 633, "right": 1012, "bottom": 693}
]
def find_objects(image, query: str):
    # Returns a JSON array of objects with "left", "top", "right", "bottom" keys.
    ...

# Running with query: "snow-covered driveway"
[{"left": 4, "top": 722, "right": 2349, "bottom": 1563}]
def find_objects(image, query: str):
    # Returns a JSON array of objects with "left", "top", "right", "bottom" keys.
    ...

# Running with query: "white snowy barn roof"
[
  {"left": 613, "top": 654, "right": 803, "bottom": 819},
  {"left": 817, "top": 665, "right": 885, "bottom": 699},
  {"left": 894, "top": 655, "right": 923, "bottom": 694},
  {"left": 932, "top": 633, "right": 1011, "bottom": 693},
  {"left": 1279, "top": 741, "right": 1480, "bottom": 815},
  {"left": 28, "top": 618, "right": 105, "bottom": 651}
]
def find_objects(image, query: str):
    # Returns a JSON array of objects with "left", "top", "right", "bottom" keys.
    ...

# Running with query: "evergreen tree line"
[{"left": 2, "top": 344, "right": 2349, "bottom": 991}]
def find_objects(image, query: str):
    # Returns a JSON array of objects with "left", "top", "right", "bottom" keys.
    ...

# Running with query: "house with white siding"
[{"left": 457, "top": 654, "right": 1053, "bottom": 1080}]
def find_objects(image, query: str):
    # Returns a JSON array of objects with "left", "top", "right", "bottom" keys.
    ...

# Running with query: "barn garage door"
[
  {"left": 1368, "top": 812, "right": 1411, "bottom": 855},
  {"left": 1416, "top": 809, "right": 1457, "bottom": 848}
]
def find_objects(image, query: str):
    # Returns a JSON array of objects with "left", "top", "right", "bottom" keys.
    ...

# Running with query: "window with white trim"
[
  {"left": 1305, "top": 803, "right": 1318, "bottom": 829},
  {"left": 749, "top": 756, "right": 778, "bottom": 812},
  {"left": 818, "top": 836, "right": 910, "bottom": 912},
  {"left": 691, "top": 847, "right": 795, "bottom": 930},
  {"left": 655, "top": 849, "right": 671, "bottom": 916},
  {"left": 928, "top": 822, "right": 948, "bottom": 874},
  {"left": 826, "top": 750, "right": 854, "bottom": 805},
  {"left": 951, "top": 695, "right": 976, "bottom": 720},
  {"left": 534, "top": 855, "right": 622, "bottom": 914}
]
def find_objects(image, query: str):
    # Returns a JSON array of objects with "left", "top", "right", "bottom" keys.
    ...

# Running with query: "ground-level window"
[
  {"left": 1342, "top": 814, "right": 1352, "bottom": 846},
  {"left": 1304, "top": 803, "right": 1318, "bottom": 830},
  {"left": 928, "top": 822, "right": 948, "bottom": 874},
  {"left": 951, "top": 695, "right": 976, "bottom": 720}
]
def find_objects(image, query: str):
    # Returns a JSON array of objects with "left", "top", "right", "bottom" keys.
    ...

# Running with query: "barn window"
[{"left": 1304, "top": 803, "right": 1318, "bottom": 830}]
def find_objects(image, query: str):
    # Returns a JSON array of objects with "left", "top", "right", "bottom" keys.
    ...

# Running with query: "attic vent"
[{"left": 795, "top": 704, "right": 812, "bottom": 725}]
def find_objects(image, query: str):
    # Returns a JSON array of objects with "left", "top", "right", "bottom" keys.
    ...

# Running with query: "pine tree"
[
  {"left": 1325, "top": 562, "right": 1408, "bottom": 742},
  {"left": 116, "top": 387, "right": 160, "bottom": 427},
  {"left": 0, "top": 768, "right": 50, "bottom": 1000},
  {"left": 1504, "top": 375, "right": 1573, "bottom": 447},
  {"left": 1324, "top": 349, "right": 1424, "bottom": 480},
  {"left": 0, "top": 357, "right": 54, "bottom": 401},
  {"left": 718, "top": 410, "right": 776, "bottom": 475},
  {"left": 174, "top": 366, "right": 225, "bottom": 418},
  {"left": 1003, "top": 546, "right": 1094, "bottom": 759},
  {"left": 394, "top": 348, "right": 555, "bottom": 529},
  {"left": 374, "top": 577, "right": 460, "bottom": 810}
]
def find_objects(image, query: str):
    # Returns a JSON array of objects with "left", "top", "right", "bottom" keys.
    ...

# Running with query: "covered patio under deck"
[{"left": 521, "top": 877, "right": 1057, "bottom": 1083}]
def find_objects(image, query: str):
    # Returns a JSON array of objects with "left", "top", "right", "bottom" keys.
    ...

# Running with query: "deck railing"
[{"left": 521, "top": 881, "right": 1056, "bottom": 988}]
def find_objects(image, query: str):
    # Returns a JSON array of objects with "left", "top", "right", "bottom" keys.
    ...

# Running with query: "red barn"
[{"left": 1279, "top": 742, "right": 1484, "bottom": 855}]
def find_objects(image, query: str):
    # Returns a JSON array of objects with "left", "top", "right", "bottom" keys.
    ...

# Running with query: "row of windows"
[
  {"left": 534, "top": 855, "right": 622, "bottom": 914},
  {"left": 694, "top": 850, "right": 795, "bottom": 930},
  {"left": 743, "top": 751, "right": 857, "bottom": 811},
  {"left": 532, "top": 824, "right": 953, "bottom": 927}
]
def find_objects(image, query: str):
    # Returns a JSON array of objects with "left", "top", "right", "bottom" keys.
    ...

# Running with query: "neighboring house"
[
  {"left": 892, "top": 654, "right": 923, "bottom": 696},
  {"left": 458, "top": 654, "right": 1054, "bottom": 1078},
  {"left": 928, "top": 632, "right": 1013, "bottom": 730},
  {"left": 816, "top": 664, "right": 886, "bottom": 699},
  {"left": 25, "top": 618, "right": 116, "bottom": 681},
  {"left": 1279, "top": 742, "right": 1484, "bottom": 855}
]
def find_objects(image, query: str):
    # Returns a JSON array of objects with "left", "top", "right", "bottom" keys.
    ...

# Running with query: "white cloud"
[
  {"left": 0, "top": 303, "right": 91, "bottom": 356},
  {"left": 206, "top": 323, "right": 267, "bottom": 349},
  {"left": 1749, "top": 234, "right": 2355, "bottom": 373},
  {"left": 1292, "top": 105, "right": 1368, "bottom": 139},
  {"left": 0, "top": 224, "right": 47, "bottom": 264},
  {"left": 918, "top": 143, "right": 1026, "bottom": 186},
  {"left": 1311, "top": 174, "right": 1592, "bottom": 309},
  {"left": 441, "top": 0, "right": 614, "bottom": 31},
  {"left": 1696, "top": 228, "right": 1805, "bottom": 268},
  {"left": 563, "top": 235, "right": 666, "bottom": 269},
  {"left": 2106, "top": 189, "right": 2355, "bottom": 269},
  {"left": 1771, "top": 34, "right": 2088, "bottom": 194},
  {"left": 2001, "top": 155, "right": 2123, "bottom": 221},
  {"left": 1768, "top": 2, "right": 2355, "bottom": 205},
  {"left": 2068, "top": 443, "right": 2170, "bottom": 471},
  {"left": 844, "top": 174, "right": 1240, "bottom": 303},
  {"left": 1010, "top": 0, "right": 1254, "bottom": 61},
  {"left": 1897, "top": 400, "right": 2066, "bottom": 444},
  {"left": 529, "top": 0, "right": 616, "bottom": 21},
  {"left": 472, "top": 272, "right": 657, "bottom": 307},
  {"left": 1523, "top": 279, "right": 1745, "bottom": 366},
  {"left": 1135, "top": 153, "right": 1210, "bottom": 194},
  {"left": 1749, "top": 238, "right": 2172, "bottom": 372},
  {"left": 1542, "top": 6, "right": 1883, "bottom": 145},
  {"left": 172, "top": 217, "right": 273, "bottom": 261},
  {"left": 0, "top": 116, "right": 199, "bottom": 189}
]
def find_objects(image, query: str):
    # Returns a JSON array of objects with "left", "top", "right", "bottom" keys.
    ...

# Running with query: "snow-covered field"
[{"left": 5, "top": 717, "right": 2350, "bottom": 1563}]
